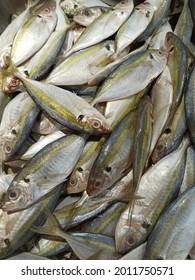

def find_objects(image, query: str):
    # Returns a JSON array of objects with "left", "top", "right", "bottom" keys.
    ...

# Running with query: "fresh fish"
[
  {"left": 185, "top": 63, "right": 195, "bottom": 147},
  {"left": 25, "top": 1, "right": 70, "bottom": 80},
  {"left": 115, "top": 136, "right": 188, "bottom": 254},
  {"left": 149, "top": 65, "right": 173, "bottom": 155},
  {"left": 144, "top": 185, "right": 195, "bottom": 260},
  {"left": 114, "top": 1, "right": 154, "bottom": 58},
  {"left": 0, "top": 185, "right": 62, "bottom": 259},
  {"left": 64, "top": 0, "right": 134, "bottom": 57},
  {"left": 0, "top": 0, "right": 40, "bottom": 48},
  {"left": 174, "top": 0, "right": 193, "bottom": 41},
  {"left": 87, "top": 109, "right": 136, "bottom": 196},
  {"left": 165, "top": 32, "right": 188, "bottom": 114},
  {"left": 138, "top": 0, "right": 171, "bottom": 42},
  {"left": 0, "top": 91, "right": 40, "bottom": 165},
  {"left": 152, "top": 95, "right": 187, "bottom": 163},
  {"left": 0, "top": 133, "right": 87, "bottom": 212},
  {"left": 11, "top": 6, "right": 57, "bottom": 66},
  {"left": 91, "top": 49, "right": 168, "bottom": 105},
  {"left": 10, "top": 70, "right": 112, "bottom": 135},
  {"left": 132, "top": 96, "right": 153, "bottom": 192},
  {"left": 46, "top": 40, "right": 115, "bottom": 86},
  {"left": 67, "top": 137, "right": 105, "bottom": 194}
]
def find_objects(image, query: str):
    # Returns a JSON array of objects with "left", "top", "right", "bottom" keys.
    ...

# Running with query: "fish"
[
  {"left": 46, "top": 40, "right": 115, "bottom": 86},
  {"left": 67, "top": 137, "right": 105, "bottom": 194},
  {"left": 132, "top": 95, "right": 153, "bottom": 192},
  {"left": 149, "top": 65, "right": 173, "bottom": 155},
  {"left": 0, "top": 185, "right": 62, "bottom": 259},
  {"left": 0, "top": 91, "right": 40, "bottom": 166},
  {"left": 115, "top": 136, "right": 189, "bottom": 254},
  {"left": 114, "top": 1, "right": 154, "bottom": 58},
  {"left": 138, "top": 0, "right": 171, "bottom": 42},
  {"left": 87, "top": 109, "right": 137, "bottom": 196},
  {"left": 152, "top": 95, "right": 187, "bottom": 163},
  {"left": 174, "top": 0, "right": 193, "bottom": 41},
  {"left": 91, "top": 49, "right": 168, "bottom": 105},
  {"left": 6, "top": 67, "right": 112, "bottom": 135},
  {"left": 144, "top": 184, "right": 195, "bottom": 260},
  {"left": 0, "top": 133, "right": 87, "bottom": 212},
  {"left": 23, "top": 0, "right": 70, "bottom": 80},
  {"left": 64, "top": 0, "right": 134, "bottom": 57},
  {"left": 11, "top": 6, "right": 57, "bottom": 66}
]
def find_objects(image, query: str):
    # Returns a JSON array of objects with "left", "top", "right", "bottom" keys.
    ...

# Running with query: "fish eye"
[
  {"left": 43, "top": 8, "right": 51, "bottom": 13},
  {"left": 146, "top": 11, "right": 150, "bottom": 18},
  {"left": 164, "top": 128, "right": 171, "bottom": 134},
  {"left": 69, "top": 177, "right": 78, "bottom": 187},
  {"left": 4, "top": 238, "right": 10, "bottom": 245},
  {"left": 74, "top": 4, "right": 78, "bottom": 8},
  {"left": 105, "top": 166, "right": 112, "bottom": 172},
  {"left": 10, "top": 79, "right": 19, "bottom": 87},
  {"left": 4, "top": 142, "right": 12, "bottom": 154},
  {"left": 8, "top": 189, "right": 19, "bottom": 200},
  {"left": 84, "top": 8, "right": 91, "bottom": 16},
  {"left": 77, "top": 167, "right": 83, "bottom": 173},
  {"left": 78, "top": 114, "right": 84, "bottom": 121},
  {"left": 156, "top": 144, "right": 163, "bottom": 151},
  {"left": 94, "top": 179, "right": 102, "bottom": 188},
  {"left": 105, "top": 44, "right": 111, "bottom": 51},
  {"left": 126, "top": 235, "right": 137, "bottom": 246},
  {"left": 91, "top": 119, "right": 101, "bottom": 129},
  {"left": 149, "top": 53, "right": 154, "bottom": 59},
  {"left": 142, "top": 220, "right": 151, "bottom": 229}
]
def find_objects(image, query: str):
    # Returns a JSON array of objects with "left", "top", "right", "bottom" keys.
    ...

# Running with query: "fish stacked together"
[{"left": 0, "top": 0, "right": 195, "bottom": 260}]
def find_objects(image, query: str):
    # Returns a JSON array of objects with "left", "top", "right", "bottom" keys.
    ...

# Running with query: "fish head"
[
  {"left": 60, "top": 0, "right": 82, "bottom": 15},
  {"left": 149, "top": 49, "right": 169, "bottom": 65},
  {"left": 0, "top": 135, "right": 15, "bottom": 164},
  {"left": 1, "top": 183, "right": 33, "bottom": 213},
  {"left": 87, "top": 173, "right": 108, "bottom": 197},
  {"left": 37, "top": 6, "right": 57, "bottom": 31},
  {"left": 2, "top": 76, "right": 22, "bottom": 93},
  {"left": 81, "top": 108, "right": 112, "bottom": 134},
  {"left": 74, "top": 8, "right": 102, "bottom": 26},
  {"left": 116, "top": 213, "right": 148, "bottom": 254},
  {"left": 67, "top": 168, "right": 89, "bottom": 194},
  {"left": 137, "top": 2, "right": 154, "bottom": 19}
]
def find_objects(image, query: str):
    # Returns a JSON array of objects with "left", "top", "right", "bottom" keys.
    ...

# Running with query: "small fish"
[
  {"left": 91, "top": 49, "right": 168, "bottom": 105},
  {"left": 144, "top": 184, "right": 195, "bottom": 260},
  {"left": 64, "top": 0, "right": 134, "bottom": 57},
  {"left": 87, "top": 109, "right": 136, "bottom": 196},
  {"left": 11, "top": 6, "right": 57, "bottom": 66},
  {"left": 0, "top": 133, "right": 87, "bottom": 212},
  {"left": 46, "top": 40, "right": 115, "bottom": 86},
  {"left": 114, "top": 1, "right": 154, "bottom": 58},
  {"left": 0, "top": 91, "right": 40, "bottom": 165},
  {"left": 7, "top": 66, "right": 112, "bottom": 135}
]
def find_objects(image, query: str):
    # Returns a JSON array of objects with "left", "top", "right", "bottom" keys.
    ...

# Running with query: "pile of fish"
[{"left": 0, "top": 0, "right": 195, "bottom": 260}]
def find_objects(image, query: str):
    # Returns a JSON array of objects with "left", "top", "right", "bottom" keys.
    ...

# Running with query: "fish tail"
[{"left": 30, "top": 207, "right": 62, "bottom": 237}]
